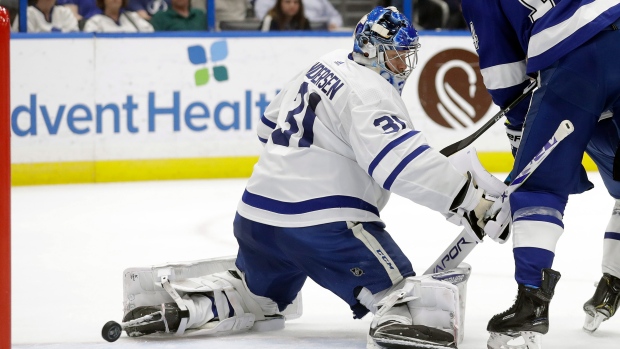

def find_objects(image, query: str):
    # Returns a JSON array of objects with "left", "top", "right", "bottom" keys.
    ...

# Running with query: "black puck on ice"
[{"left": 102, "top": 321, "right": 122, "bottom": 342}]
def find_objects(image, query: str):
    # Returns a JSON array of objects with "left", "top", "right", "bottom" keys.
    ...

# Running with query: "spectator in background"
[
  {"left": 127, "top": 0, "right": 170, "bottom": 20},
  {"left": 83, "top": 0, "right": 153, "bottom": 32},
  {"left": 150, "top": 0, "right": 206, "bottom": 30},
  {"left": 11, "top": 0, "right": 79, "bottom": 32},
  {"left": 260, "top": 0, "right": 309, "bottom": 31},
  {"left": 443, "top": 0, "right": 465, "bottom": 29},
  {"left": 379, "top": 0, "right": 465, "bottom": 30},
  {"left": 56, "top": 0, "right": 102, "bottom": 21},
  {"left": 215, "top": 0, "right": 252, "bottom": 30},
  {"left": 255, "top": 0, "right": 341, "bottom": 30}
]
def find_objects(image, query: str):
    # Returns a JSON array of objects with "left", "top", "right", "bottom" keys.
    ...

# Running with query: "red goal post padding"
[{"left": 0, "top": 6, "right": 10, "bottom": 349}]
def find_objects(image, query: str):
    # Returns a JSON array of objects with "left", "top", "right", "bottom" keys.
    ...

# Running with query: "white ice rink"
[{"left": 11, "top": 173, "right": 620, "bottom": 349}]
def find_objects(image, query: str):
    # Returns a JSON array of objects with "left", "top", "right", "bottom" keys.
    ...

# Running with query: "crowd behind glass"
[{"left": 2, "top": 0, "right": 467, "bottom": 33}]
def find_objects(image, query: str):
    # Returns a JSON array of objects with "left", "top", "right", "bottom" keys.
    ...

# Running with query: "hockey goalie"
[{"left": 102, "top": 5, "right": 510, "bottom": 349}]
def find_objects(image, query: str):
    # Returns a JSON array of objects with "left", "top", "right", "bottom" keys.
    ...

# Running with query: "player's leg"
[
  {"left": 270, "top": 219, "right": 468, "bottom": 349},
  {"left": 121, "top": 213, "right": 306, "bottom": 338},
  {"left": 233, "top": 213, "right": 307, "bottom": 313},
  {"left": 582, "top": 115, "right": 620, "bottom": 332},
  {"left": 258, "top": 220, "right": 416, "bottom": 320},
  {"left": 488, "top": 37, "right": 606, "bottom": 348},
  {"left": 122, "top": 268, "right": 285, "bottom": 337}
]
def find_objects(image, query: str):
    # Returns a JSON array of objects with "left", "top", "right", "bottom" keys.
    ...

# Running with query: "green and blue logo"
[{"left": 188, "top": 41, "right": 229, "bottom": 86}]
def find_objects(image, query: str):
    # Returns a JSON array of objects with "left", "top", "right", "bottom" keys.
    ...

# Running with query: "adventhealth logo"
[
  {"left": 10, "top": 40, "right": 284, "bottom": 137},
  {"left": 188, "top": 41, "right": 229, "bottom": 86}
]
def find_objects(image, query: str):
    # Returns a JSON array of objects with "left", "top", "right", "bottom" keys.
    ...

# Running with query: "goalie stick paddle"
[
  {"left": 424, "top": 120, "right": 574, "bottom": 275},
  {"left": 439, "top": 80, "right": 538, "bottom": 157}
]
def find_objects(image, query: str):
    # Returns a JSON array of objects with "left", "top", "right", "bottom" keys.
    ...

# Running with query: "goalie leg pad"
[
  {"left": 164, "top": 269, "right": 285, "bottom": 336},
  {"left": 123, "top": 256, "right": 302, "bottom": 320},
  {"left": 121, "top": 257, "right": 302, "bottom": 338},
  {"left": 364, "top": 264, "right": 471, "bottom": 348}
]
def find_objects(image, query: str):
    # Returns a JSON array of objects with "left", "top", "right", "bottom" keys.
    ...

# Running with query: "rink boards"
[{"left": 9, "top": 32, "right": 596, "bottom": 185}]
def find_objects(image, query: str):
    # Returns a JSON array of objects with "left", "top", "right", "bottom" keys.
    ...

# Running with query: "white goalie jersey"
[{"left": 237, "top": 49, "right": 468, "bottom": 227}]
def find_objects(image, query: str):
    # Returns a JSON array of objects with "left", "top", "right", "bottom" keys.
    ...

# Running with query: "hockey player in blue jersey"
[
  {"left": 460, "top": 0, "right": 620, "bottom": 348},
  {"left": 111, "top": 6, "right": 510, "bottom": 349}
]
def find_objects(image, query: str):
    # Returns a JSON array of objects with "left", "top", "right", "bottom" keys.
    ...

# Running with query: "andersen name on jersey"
[{"left": 236, "top": 49, "right": 467, "bottom": 228}]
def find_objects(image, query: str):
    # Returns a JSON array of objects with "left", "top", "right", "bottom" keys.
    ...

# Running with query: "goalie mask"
[{"left": 352, "top": 6, "right": 420, "bottom": 93}]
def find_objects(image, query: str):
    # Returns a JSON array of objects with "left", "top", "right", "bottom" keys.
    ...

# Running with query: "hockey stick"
[
  {"left": 424, "top": 120, "right": 574, "bottom": 275},
  {"left": 439, "top": 80, "right": 538, "bottom": 157}
]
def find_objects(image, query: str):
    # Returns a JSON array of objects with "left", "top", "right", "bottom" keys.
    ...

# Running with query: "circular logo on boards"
[{"left": 418, "top": 49, "right": 492, "bottom": 129}]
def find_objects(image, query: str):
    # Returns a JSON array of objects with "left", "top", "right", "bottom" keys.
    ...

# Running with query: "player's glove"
[
  {"left": 444, "top": 147, "right": 509, "bottom": 243},
  {"left": 447, "top": 172, "right": 495, "bottom": 243},
  {"left": 482, "top": 197, "right": 512, "bottom": 244}
]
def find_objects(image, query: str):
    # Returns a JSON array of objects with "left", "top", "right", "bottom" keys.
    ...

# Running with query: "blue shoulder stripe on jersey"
[
  {"left": 261, "top": 115, "right": 277, "bottom": 129},
  {"left": 383, "top": 145, "right": 430, "bottom": 190},
  {"left": 241, "top": 190, "right": 380, "bottom": 216},
  {"left": 258, "top": 136, "right": 268, "bottom": 144},
  {"left": 605, "top": 232, "right": 620, "bottom": 241},
  {"left": 368, "top": 131, "right": 420, "bottom": 177}
]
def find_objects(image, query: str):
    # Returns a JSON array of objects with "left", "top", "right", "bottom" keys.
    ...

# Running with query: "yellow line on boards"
[
  {"left": 11, "top": 157, "right": 260, "bottom": 186},
  {"left": 11, "top": 153, "right": 598, "bottom": 186}
]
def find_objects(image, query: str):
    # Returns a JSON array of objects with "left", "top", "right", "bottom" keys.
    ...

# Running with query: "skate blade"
[
  {"left": 487, "top": 331, "right": 542, "bottom": 349},
  {"left": 583, "top": 312, "right": 607, "bottom": 334},
  {"left": 371, "top": 337, "right": 456, "bottom": 349}
]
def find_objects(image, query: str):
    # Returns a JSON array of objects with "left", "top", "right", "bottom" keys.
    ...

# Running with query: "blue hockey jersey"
[{"left": 461, "top": 0, "right": 620, "bottom": 125}]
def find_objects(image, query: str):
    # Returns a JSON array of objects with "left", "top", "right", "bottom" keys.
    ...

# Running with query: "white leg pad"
[
  {"left": 170, "top": 270, "right": 285, "bottom": 336},
  {"left": 365, "top": 263, "right": 471, "bottom": 345},
  {"left": 123, "top": 256, "right": 302, "bottom": 320},
  {"left": 122, "top": 256, "right": 300, "bottom": 337}
]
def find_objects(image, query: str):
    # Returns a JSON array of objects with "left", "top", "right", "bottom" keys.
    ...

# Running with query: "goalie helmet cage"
[{"left": 0, "top": 6, "right": 10, "bottom": 349}]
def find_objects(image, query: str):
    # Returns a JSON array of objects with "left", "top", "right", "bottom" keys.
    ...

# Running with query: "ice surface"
[{"left": 11, "top": 174, "right": 620, "bottom": 348}]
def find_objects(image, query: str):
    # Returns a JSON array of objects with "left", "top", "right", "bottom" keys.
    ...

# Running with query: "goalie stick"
[
  {"left": 439, "top": 79, "right": 538, "bottom": 157},
  {"left": 424, "top": 120, "right": 574, "bottom": 275}
]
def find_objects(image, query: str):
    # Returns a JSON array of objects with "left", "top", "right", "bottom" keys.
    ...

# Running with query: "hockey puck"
[{"left": 102, "top": 321, "right": 122, "bottom": 342}]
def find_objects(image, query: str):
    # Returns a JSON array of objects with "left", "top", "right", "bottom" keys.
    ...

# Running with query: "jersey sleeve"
[
  {"left": 461, "top": 0, "right": 532, "bottom": 127},
  {"left": 257, "top": 72, "right": 306, "bottom": 145},
  {"left": 257, "top": 88, "right": 282, "bottom": 144},
  {"left": 346, "top": 88, "right": 467, "bottom": 213}
]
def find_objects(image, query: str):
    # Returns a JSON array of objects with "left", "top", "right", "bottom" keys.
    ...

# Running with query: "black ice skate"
[
  {"left": 486, "top": 268, "right": 561, "bottom": 349},
  {"left": 122, "top": 302, "right": 188, "bottom": 337},
  {"left": 369, "top": 305, "right": 456, "bottom": 349},
  {"left": 123, "top": 303, "right": 189, "bottom": 337},
  {"left": 583, "top": 273, "right": 620, "bottom": 333},
  {"left": 101, "top": 302, "right": 189, "bottom": 342}
]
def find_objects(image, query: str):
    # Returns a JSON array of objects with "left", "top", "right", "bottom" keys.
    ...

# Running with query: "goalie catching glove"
[
  {"left": 446, "top": 148, "right": 512, "bottom": 244},
  {"left": 448, "top": 172, "right": 494, "bottom": 242}
]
